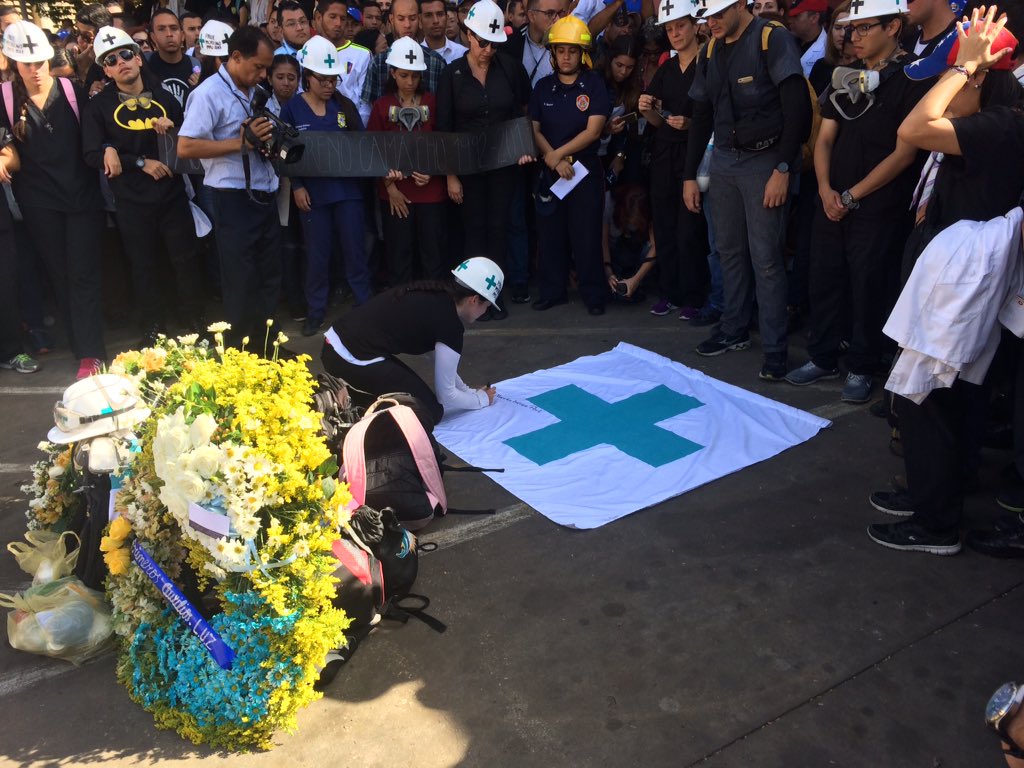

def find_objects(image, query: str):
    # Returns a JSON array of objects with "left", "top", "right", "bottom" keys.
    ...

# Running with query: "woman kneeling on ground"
[{"left": 320, "top": 257, "right": 502, "bottom": 428}]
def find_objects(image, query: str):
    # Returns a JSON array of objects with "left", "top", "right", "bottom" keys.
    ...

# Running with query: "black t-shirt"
[
  {"left": 648, "top": 55, "right": 696, "bottom": 148},
  {"left": 333, "top": 288, "right": 466, "bottom": 360},
  {"left": 435, "top": 53, "right": 529, "bottom": 132},
  {"left": 926, "top": 106, "right": 1024, "bottom": 229},
  {"left": 820, "top": 56, "right": 933, "bottom": 214},
  {"left": 144, "top": 52, "right": 195, "bottom": 108},
  {"left": 808, "top": 56, "right": 832, "bottom": 98},
  {"left": 81, "top": 76, "right": 187, "bottom": 206},
  {"left": 0, "top": 79, "right": 101, "bottom": 212}
]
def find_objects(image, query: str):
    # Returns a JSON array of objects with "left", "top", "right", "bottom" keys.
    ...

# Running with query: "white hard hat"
[
  {"left": 2, "top": 20, "right": 55, "bottom": 64},
  {"left": 197, "top": 19, "right": 233, "bottom": 57},
  {"left": 464, "top": 0, "right": 508, "bottom": 43},
  {"left": 299, "top": 35, "right": 344, "bottom": 76},
  {"left": 691, "top": 0, "right": 739, "bottom": 20},
  {"left": 658, "top": 0, "right": 693, "bottom": 24},
  {"left": 48, "top": 374, "right": 152, "bottom": 445},
  {"left": 386, "top": 36, "right": 426, "bottom": 71},
  {"left": 847, "top": 0, "right": 907, "bottom": 21},
  {"left": 452, "top": 257, "right": 505, "bottom": 310},
  {"left": 93, "top": 25, "right": 137, "bottom": 62}
]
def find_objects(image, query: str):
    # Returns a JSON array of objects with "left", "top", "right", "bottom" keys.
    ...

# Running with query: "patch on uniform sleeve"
[{"left": 576, "top": 94, "right": 590, "bottom": 112}]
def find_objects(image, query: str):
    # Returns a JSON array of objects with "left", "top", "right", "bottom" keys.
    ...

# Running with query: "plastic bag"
[
  {"left": 0, "top": 576, "right": 114, "bottom": 664},
  {"left": 7, "top": 531, "right": 79, "bottom": 585},
  {"left": 697, "top": 136, "right": 714, "bottom": 193}
]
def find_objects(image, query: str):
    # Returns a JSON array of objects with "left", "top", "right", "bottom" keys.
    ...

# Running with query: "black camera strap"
[{"left": 218, "top": 69, "right": 274, "bottom": 205}]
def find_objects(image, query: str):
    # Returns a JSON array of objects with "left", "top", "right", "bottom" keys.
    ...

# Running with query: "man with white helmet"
[
  {"left": 281, "top": 35, "right": 372, "bottom": 335},
  {"left": 81, "top": 26, "right": 205, "bottom": 345},
  {"left": 681, "top": 0, "right": 811, "bottom": 382},
  {"left": 321, "top": 257, "right": 504, "bottom": 426},
  {"left": 178, "top": 25, "right": 281, "bottom": 348},
  {"left": 359, "top": 0, "right": 447, "bottom": 114}
]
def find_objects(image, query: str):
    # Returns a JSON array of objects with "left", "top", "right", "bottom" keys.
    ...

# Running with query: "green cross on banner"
[{"left": 504, "top": 384, "right": 705, "bottom": 467}]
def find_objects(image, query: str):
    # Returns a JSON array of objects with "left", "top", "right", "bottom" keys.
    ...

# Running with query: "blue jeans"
[
  {"left": 707, "top": 171, "right": 789, "bottom": 356},
  {"left": 300, "top": 199, "right": 371, "bottom": 321}
]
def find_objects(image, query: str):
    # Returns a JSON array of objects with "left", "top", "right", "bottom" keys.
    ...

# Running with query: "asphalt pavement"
[{"left": 0, "top": 294, "right": 1021, "bottom": 768}]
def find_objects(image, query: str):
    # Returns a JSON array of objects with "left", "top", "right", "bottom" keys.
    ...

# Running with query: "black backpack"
[{"left": 316, "top": 505, "right": 443, "bottom": 689}]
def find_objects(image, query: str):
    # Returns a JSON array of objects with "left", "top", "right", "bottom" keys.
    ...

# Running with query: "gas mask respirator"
[{"left": 829, "top": 66, "right": 881, "bottom": 120}]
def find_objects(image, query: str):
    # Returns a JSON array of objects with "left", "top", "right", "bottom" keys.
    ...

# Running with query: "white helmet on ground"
[
  {"left": 452, "top": 257, "right": 505, "bottom": 310},
  {"left": 386, "top": 36, "right": 427, "bottom": 71},
  {"left": 2, "top": 20, "right": 55, "bottom": 64},
  {"left": 464, "top": 0, "right": 508, "bottom": 43}
]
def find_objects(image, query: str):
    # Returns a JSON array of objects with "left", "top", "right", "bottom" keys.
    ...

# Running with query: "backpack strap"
[
  {"left": 762, "top": 19, "right": 783, "bottom": 51},
  {"left": 58, "top": 77, "right": 79, "bottom": 122},
  {"left": 1, "top": 81, "right": 14, "bottom": 127},
  {"left": 342, "top": 404, "right": 448, "bottom": 513}
]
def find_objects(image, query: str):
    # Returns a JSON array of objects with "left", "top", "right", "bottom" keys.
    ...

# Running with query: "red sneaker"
[{"left": 76, "top": 357, "right": 103, "bottom": 380}]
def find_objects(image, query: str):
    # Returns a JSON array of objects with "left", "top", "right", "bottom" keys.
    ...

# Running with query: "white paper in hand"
[{"left": 549, "top": 161, "right": 589, "bottom": 200}]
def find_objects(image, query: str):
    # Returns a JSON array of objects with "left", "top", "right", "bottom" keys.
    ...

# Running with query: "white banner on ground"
[{"left": 434, "top": 343, "right": 830, "bottom": 529}]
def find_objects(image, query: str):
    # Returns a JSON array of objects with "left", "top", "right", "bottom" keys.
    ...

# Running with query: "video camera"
[{"left": 244, "top": 85, "right": 305, "bottom": 170}]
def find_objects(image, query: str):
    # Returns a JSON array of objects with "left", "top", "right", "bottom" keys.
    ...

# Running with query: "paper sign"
[
  {"left": 188, "top": 502, "right": 230, "bottom": 539},
  {"left": 549, "top": 161, "right": 589, "bottom": 200},
  {"left": 108, "top": 489, "right": 119, "bottom": 522}
]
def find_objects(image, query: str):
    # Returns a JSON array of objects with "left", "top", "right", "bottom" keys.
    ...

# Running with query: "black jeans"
[
  {"left": 457, "top": 165, "right": 517, "bottom": 285},
  {"left": 115, "top": 195, "right": 203, "bottom": 331},
  {"left": 208, "top": 189, "right": 282, "bottom": 346},
  {"left": 650, "top": 142, "right": 708, "bottom": 308},
  {"left": 807, "top": 205, "right": 907, "bottom": 374},
  {"left": 321, "top": 341, "right": 442, "bottom": 427},
  {"left": 20, "top": 205, "right": 106, "bottom": 360},
  {"left": 382, "top": 201, "right": 447, "bottom": 286},
  {"left": 0, "top": 212, "right": 20, "bottom": 360}
]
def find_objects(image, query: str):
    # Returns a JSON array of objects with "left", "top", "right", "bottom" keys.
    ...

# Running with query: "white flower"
[
  {"left": 37, "top": 441, "right": 52, "bottom": 452},
  {"left": 47, "top": 465, "right": 65, "bottom": 479},
  {"left": 207, "top": 321, "right": 232, "bottom": 334},
  {"left": 178, "top": 333, "right": 199, "bottom": 345},
  {"left": 291, "top": 540, "right": 310, "bottom": 558},
  {"left": 176, "top": 470, "right": 207, "bottom": 503},
  {"left": 190, "top": 444, "right": 222, "bottom": 479},
  {"left": 189, "top": 413, "right": 218, "bottom": 448}
]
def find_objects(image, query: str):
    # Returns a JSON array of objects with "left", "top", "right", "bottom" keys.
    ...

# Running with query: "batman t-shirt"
[{"left": 80, "top": 76, "right": 187, "bottom": 205}]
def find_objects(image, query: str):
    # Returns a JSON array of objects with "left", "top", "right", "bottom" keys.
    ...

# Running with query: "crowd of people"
[{"left": 2, "top": 0, "right": 1024, "bottom": 561}]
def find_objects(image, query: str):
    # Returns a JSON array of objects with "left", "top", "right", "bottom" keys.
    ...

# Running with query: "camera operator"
[{"left": 178, "top": 26, "right": 282, "bottom": 348}]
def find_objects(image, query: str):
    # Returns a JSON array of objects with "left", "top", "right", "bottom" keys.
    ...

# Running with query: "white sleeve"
[{"left": 434, "top": 342, "right": 488, "bottom": 412}]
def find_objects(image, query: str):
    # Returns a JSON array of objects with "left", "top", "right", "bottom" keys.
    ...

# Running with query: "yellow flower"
[
  {"left": 104, "top": 546, "right": 131, "bottom": 575},
  {"left": 109, "top": 515, "right": 133, "bottom": 541}
]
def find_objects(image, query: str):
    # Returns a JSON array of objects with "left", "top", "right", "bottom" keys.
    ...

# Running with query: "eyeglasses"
[
  {"left": 470, "top": 31, "right": 492, "bottom": 48},
  {"left": 849, "top": 21, "right": 882, "bottom": 36},
  {"left": 101, "top": 48, "right": 136, "bottom": 67},
  {"left": 531, "top": 7, "right": 561, "bottom": 17},
  {"left": 282, "top": 17, "right": 309, "bottom": 28},
  {"left": 132, "top": 37, "right": 149, "bottom": 45},
  {"left": 308, "top": 71, "right": 338, "bottom": 84}
]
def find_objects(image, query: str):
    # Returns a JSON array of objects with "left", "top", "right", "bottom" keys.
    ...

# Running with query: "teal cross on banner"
[{"left": 504, "top": 385, "right": 705, "bottom": 467}]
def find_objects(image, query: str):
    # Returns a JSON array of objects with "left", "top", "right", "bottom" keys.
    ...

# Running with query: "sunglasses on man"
[{"left": 101, "top": 48, "right": 137, "bottom": 67}]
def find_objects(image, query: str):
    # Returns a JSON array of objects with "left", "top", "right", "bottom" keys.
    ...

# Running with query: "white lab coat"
[
  {"left": 884, "top": 207, "right": 1024, "bottom": 403},
  {"left": 800, "top": 29, "right": 827, "bottom": 79}
]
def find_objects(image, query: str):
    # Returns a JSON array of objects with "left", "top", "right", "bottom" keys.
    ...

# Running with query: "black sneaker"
[
  {"left": 966, "top": 517, "right": 1024, "bottom": 559},
  {"left": 867, "top": 521, "right": 961, "bottom": 555},
  {"left": 302, "top": 317, "right": 324, "bottom": 337},
  {"left": 695, "top": 330, "right": 750, "bottom": 357},
  {"left": 511, "top": 283, "right": 530, "bottom": 304},
  {"left": 996, "top": 485, "right": 1024, "bottom": 513},
  {"left": 869, "top": 490, "right": 914, "bottom": 517},
  {"left": 758, "top": 353, "right": 787, "bottom": 382},
  {"left": 689, "top": 304, "right": 722, "bottom": 328}
]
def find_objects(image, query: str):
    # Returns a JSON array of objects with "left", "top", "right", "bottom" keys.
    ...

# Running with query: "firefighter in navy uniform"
[
  {"left": 529, "top": 15, "right": 611, "bottom": 315},
  {"left": 81, "top": 26, "right": 205, "bottom": 343}
]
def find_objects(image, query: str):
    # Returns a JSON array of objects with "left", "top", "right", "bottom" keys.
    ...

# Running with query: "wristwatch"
[
  {"left": 840, "top": 189, "right": 860, "bottom": 210},
  {"left": 987, "top": 682, "right": 1024, "bottom": 739},
  {"left": 775, "top": 161, "right": 789, "bottom": 174},
  {"left": 136, "top": 155, "right": 146, "bottom": 169}
]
